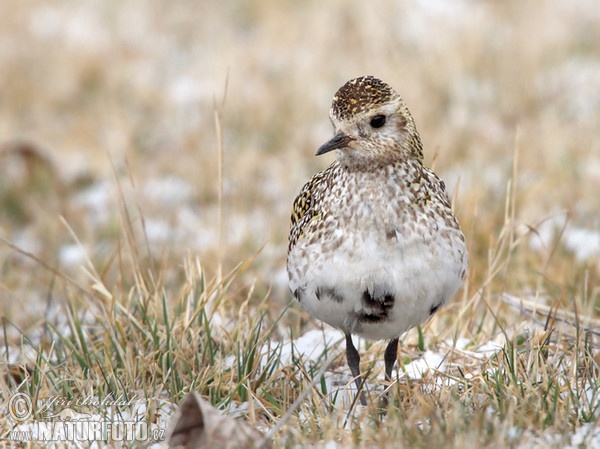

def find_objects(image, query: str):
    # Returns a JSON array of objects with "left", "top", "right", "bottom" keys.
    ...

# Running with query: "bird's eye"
[{"left": 370, "top": 115, "right": 386, "bottom": 128}]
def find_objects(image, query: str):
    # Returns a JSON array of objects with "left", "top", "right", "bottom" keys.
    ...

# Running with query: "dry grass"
[{"left": 1, "top": 0, "right": 599, "bottom": 447}]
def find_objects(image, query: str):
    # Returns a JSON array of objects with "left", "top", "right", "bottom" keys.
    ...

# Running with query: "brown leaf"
[{"left": 168, "top": 393, "right": 271, "bottom": 449}]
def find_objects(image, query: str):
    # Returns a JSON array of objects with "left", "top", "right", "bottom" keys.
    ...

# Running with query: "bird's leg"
[
  {"left": 384, "top": 337, "right": 399, "bottom": 382},
  {"left": 345, "top": 333, "right": 367, "bottom": 406},
  {"left": 380, "top": 337, "right": 399, "bottom": 408}
]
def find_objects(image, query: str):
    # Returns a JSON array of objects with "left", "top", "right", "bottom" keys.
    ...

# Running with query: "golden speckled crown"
[{"left": 330, "top": 76, "right": 397, "bottom": 121}]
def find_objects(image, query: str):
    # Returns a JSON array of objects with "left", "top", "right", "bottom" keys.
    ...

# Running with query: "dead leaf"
[{"left": 168, "top": 393, "right": 271, "bottom": 449}]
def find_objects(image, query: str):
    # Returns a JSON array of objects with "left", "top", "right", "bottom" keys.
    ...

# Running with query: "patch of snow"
[
  {"left": 402, "top": 0, "right": 489, "bottom": 46},
  {"left": 451, "top": 337, "right": 472, "bottom": 351},
  {"left": 567, "top": 422, "right": 600, "bottom": 449},
  {"left": 269, "top": 328, "right": 342, "bottom": 368},
  {"left": 538, "top": 421, "right": 600, "bottom": 449},
  {"left": 224, "top": 400, "right": 249, "bottom": 419},
  {"left": 476, "top": 340, "right": 504, "bottom": 356},
  {"left": 402, "top": 351, "right": 445, "bottom": 379},
  {"left": 58, "top": 151, "right": 96, "bottom": 185},
  {"left": 0, "top": 344, "right": 38, "bottom": 364},
  {"left": 142, "top": 218, "right": 173, "bottom": 244},
  {"left": 11, "top": 229, "right": 41, "bottom": 257},
  {"left": 28, "top": 6, "right": 63, "bottom": 37},
  {"left": 537, "top": 57, "right": 600, "bottom": 121},
  {"left": 257, "top": 328, "right": 363, "bottom": 405},
  {"left": 167, "top": 76, "right": 208, "bottom": 107},
  {"left": 29, "top": 5, "right": 108, "bottom": 52},
  {"left": 442, "top": 163, "right": 507, "bottom": 198},
  {"left": 323, "top": 441, "right": 342, "bottom": 449},
  {"left": 223, "top": 355, "right": 236, "bottom": 369},
  {"left": 271, "top": 267, "right": 290, "bottom": 293},
  {"left": 141, "top": 176, "right": 194, "bottom": 207},
  {"left": 73, "top": 181, "right": 115, "bottom": 227},
  {"left": 59, "top": 244, "right": 88, "bottom": 268},
  {"left": 562, "top": 227, "right": 600, "bottom": 261},
  {"left": 529, "top": 214, "right": 600, "bottom": 262}
]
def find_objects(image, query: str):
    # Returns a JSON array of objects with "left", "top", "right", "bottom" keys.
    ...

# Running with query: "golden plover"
[{"left": 287, "top": 76, "right": 468, "bottom": 405}]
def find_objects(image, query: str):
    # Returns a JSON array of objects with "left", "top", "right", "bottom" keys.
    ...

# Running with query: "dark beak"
[{"left": 316, "top": 132, "right": 354, "bottom": 156}]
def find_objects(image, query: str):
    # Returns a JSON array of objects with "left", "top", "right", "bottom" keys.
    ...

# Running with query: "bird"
[{"left": 286, "top": 76, "right": 468, "bottom": 406}]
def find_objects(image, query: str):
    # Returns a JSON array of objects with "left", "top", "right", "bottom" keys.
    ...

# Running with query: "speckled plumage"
[{"left": 287, "top": 76, "right": 468, "bottom": 405}]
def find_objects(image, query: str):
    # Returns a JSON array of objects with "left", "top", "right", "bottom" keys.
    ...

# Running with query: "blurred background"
[{"left": 1, "top": 0, "right": 599, "bottom": 326}]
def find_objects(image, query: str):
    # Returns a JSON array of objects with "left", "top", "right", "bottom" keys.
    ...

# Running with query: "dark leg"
[
  {"left": 379, "top": 338, "right": 399, "bottom": 408},
  {"left": 384, "top": 338, "right": 399, "bottom": 382},
  {"left": 345, "top": 333, "right": 367, "bottom": 406}
]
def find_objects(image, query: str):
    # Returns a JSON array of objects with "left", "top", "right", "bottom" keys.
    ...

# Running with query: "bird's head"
[{"left": 317, "top": 76, "right": 423, "bottom": 167}]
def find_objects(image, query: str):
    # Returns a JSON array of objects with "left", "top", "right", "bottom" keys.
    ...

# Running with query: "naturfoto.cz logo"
[{"left": 6, "top": 392, "right": 165, "bottom": 443}]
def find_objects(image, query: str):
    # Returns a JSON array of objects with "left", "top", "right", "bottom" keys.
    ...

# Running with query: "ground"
[{"left": 0, "top": 0, "right": 599, "bottom": 447}]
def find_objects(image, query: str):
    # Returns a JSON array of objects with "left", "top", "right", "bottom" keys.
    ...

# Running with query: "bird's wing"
[
  {"left": 421, "top": 166, "right": 453, "bottom": 209},
  {"left": 288, "top": 169, "right": 327, "bottom": 252}
]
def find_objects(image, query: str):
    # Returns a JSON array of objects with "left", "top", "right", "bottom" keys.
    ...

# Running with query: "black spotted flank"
[
  {"left": 429, "top": 302, "right": 442, "bottom": 316},
  {"left": 293, "top": 288, "right": 304, "bottom": 302},
  {"left": 358, "top": 314, "right": 384, "bottom": 324},
  {"left": 361, "top": 290, "right": 376, "bottom": 306},
  {"left": 362, "top": 291, "right": 394, "bottom": 308},
  {"left": 383, "top": 293, "right": 395, "bottom": 307},
  {"left": 360, "top": 290, "right": 395, "bottom": 324},
  {"left": 315, "top": 286, "right": 344, "bottom": 303}
]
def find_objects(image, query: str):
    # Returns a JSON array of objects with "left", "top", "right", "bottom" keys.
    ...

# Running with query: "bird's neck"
[{"left": 337, "top": 154, "right": 423, "bottom": 173}]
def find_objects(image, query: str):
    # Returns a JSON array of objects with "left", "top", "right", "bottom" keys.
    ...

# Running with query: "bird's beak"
[{"left": 316, "top": 132, "right": 354, "bottom": 156}]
